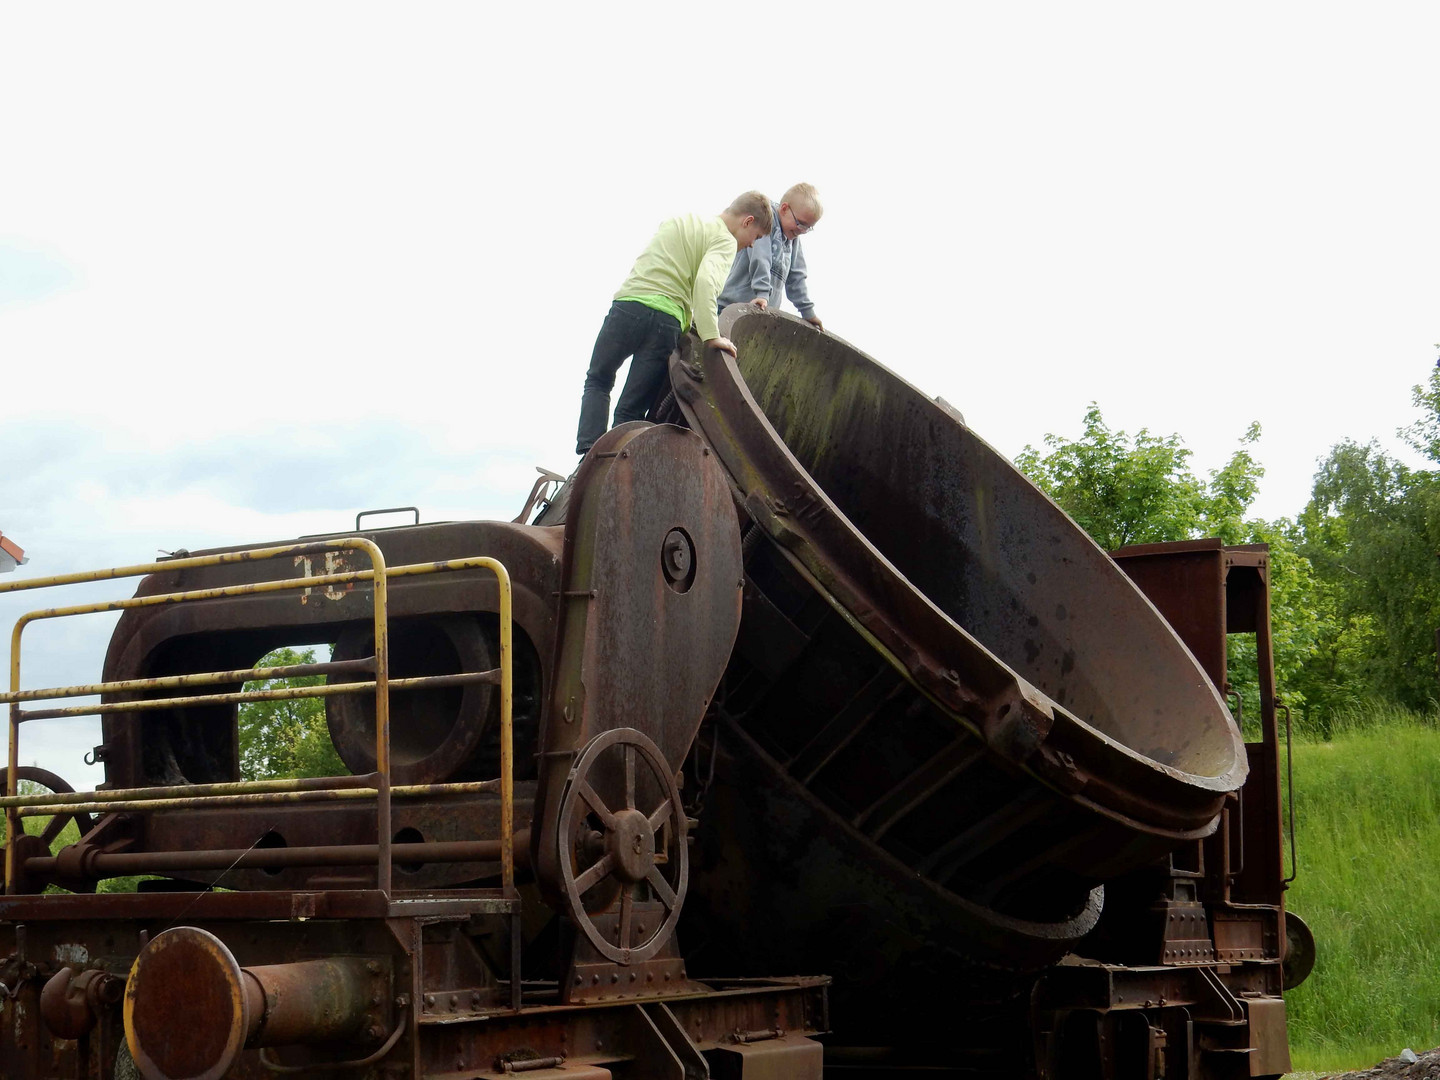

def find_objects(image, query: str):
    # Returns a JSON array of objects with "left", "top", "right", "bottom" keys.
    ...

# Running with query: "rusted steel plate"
[
  {"left": 99, "top": 521, "right": 560, "bottom": 794},
  {"left": 430, "top": 978, "right": 829, "bottom": 1079},
  {"left": 532, "top": 423, "right": 742, "bottom": 907},
  {"left": 1110, "top": 538, "right": 1230, "bottom": 690},
  {"left": 684, "top": 714, "right": 1104, "bottom": 1044}
]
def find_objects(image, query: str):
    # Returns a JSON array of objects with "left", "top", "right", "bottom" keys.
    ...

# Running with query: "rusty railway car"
[{"left": 0, "top": 307, "right": 1307, "bottom": 1079}]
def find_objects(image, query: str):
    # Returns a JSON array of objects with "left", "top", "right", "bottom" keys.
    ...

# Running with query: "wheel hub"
[{"left": 607, "top": 808, "right": 656, "bottom": 883}]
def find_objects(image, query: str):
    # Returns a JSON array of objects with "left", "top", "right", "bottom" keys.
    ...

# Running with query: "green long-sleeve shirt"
[{"left": 615, "top": 214, "right": 737, "bottom": 343}]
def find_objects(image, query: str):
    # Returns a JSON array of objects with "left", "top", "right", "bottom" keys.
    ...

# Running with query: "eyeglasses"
[{"left": 787, "top": 204, "right": 816, "bottom": 233}]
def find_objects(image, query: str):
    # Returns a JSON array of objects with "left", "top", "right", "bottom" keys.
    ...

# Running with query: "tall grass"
[{"left": 1284, "top": 702, "right": 1440, "bottom": 1072}]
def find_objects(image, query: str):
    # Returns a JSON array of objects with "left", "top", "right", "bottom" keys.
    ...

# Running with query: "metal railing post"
[
  {"left": 372, "top": 547, "right": 392, "bottom": 895},
  {"left": 495, "top": 561, "right": 514, "bottom": 894}
]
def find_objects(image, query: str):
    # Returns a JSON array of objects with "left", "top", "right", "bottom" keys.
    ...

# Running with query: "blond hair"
[
  {"left": 783, "top": 182, "right": 823, "bottom": 219},
  {"left": 727, "top": 191, "right": 774, "bottom": 232}
]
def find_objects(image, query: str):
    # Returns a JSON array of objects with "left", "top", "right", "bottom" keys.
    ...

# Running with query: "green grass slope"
[{"left": 1284, "top": 709, "right": 1440, "bottom": 1072}]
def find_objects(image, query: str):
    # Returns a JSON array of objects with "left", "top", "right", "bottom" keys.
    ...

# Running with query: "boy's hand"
[
  {"left": 750, "top": 297, "right": 768, "bottom": 309},
  {"left": 805, "top": 316, "right": 824, "bottom": 330},
  {"left": 705, "top": 337, "right": 738, "bottom": 358}
]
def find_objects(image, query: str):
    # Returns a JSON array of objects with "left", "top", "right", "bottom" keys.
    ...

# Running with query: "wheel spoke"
[
  {"left": 39, "top": 815, "right": 67, "bottom": 846},
  {"left": 573, "top": 851, "right": 616, "bottom": 896},
  {"left": 623, "top": 745, "right": 636, "bottom": 811},
  {"left": 618, "top": 890, "right": 634, "bottom": 949},
  {"left": 647, "top": 797, "right": 673, "bottom": 834},
  {"left": 576, "top": 781, "right": 617, "bottom": 829},
  {"left": 646, "top": 865, "right": 677, "bottom": 909}
]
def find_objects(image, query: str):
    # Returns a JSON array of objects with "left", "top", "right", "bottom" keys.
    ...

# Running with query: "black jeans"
[{"left": 575, "top": 300, "right": 682, "bottom": 454}]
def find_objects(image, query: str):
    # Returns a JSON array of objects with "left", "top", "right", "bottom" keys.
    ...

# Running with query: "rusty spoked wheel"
[
  {"left": 8, "top": 766, "right": 97, "bottom": 894},
  {"left": 558, "top": 727, "right": 688, "bottom": 964},
  {"left": 15, "top": 766, "right": 95, "bottom": 844}
]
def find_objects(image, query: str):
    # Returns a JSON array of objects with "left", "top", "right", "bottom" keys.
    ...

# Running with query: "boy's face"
[
  {"left": 781, "top": 202, "right": 819, "bottom": 241},
  {"left": 738, "top": 217, "right": 767, "bottom": 250}
]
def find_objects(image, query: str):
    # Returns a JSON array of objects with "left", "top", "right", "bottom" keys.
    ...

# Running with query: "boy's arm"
[
  {"left": 692, "top": 235, "right": 738, "bottom": 344},
  {"left": 719, "top": 248, "right": 753, "bottom": 310},
  {"left": 746, "top": 233, "right": 775, "bottom": 301},
  {"left": 785, "top": 242, "right": 821, "bottom": 327}
]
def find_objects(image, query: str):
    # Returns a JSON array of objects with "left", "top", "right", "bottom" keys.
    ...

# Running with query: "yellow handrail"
[{"left": 0, "top": 542, "right": 514, "bottom": 898}]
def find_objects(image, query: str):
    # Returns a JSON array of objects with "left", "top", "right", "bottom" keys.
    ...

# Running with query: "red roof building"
[{"left": 0, "top": 530, "right": 26, "bottom": 574}]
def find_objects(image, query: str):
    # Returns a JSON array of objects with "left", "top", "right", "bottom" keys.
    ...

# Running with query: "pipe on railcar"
[
  {"left": 124, "top": 927, "right": 386, "bottom": 1080},
  {"left": 34, "top": 833, "right": 528, "bottom": 881}
]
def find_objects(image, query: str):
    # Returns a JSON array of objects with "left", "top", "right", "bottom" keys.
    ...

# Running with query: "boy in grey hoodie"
[{"left": 716, "top": 182, "right": 824, "bottom": 330}]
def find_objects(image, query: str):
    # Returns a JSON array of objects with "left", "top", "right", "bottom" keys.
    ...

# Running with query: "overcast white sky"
[{"left": 2, "top": 3, "right": 1438, "bottom": 788}]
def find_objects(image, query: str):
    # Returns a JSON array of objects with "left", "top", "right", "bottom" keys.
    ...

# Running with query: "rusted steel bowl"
[{"left": 672, "top": 308, "right": 1245, "bottom": 1023}]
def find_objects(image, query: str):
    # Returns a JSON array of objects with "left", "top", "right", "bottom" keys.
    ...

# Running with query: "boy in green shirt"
[{"left": 575, "top": 192, "right": 773, "bottom": 455}]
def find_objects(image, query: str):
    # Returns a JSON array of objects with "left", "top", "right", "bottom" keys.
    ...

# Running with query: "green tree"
[
  {"left": 1294, "top": 389, "right": 1440, "bottom": 713},
  {"left": 1014, "top": 405, "right": 1208, "bottom": 550},
  {"left": 238, "top": 647, "right": 346, "bottom": 780},
  {"left": 1397, "top": 350, "right": 1440, "bottom": 463}
]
